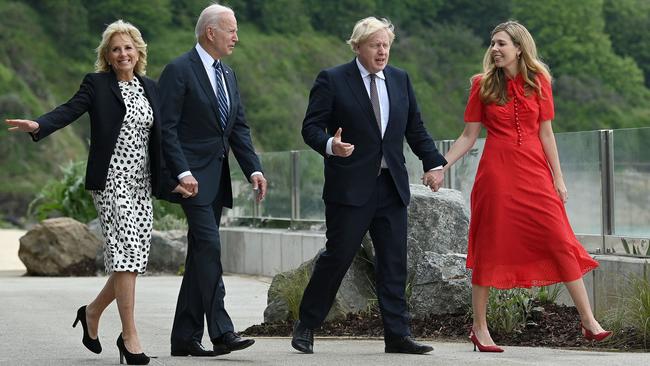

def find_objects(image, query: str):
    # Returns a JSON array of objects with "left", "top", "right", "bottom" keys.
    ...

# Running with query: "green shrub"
[
  {"left": 534, "top": 285, "right": 564, "bottom": 304},
  {"left": 269, "top": 265, "right": 312, "bottom": 321},
  {"left": 486, "top": 288, "right": 533, "bottom": 334},
  {"left": 603, "top": 272, "right": 650, "bottom": 349},
  {"left": 28, "top": 160, "right": 97, "bottom": 223}
]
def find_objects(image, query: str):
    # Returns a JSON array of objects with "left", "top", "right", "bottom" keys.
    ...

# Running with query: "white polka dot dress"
[{"left": 91, "top": 77, "right": 154, "bottom": 274}]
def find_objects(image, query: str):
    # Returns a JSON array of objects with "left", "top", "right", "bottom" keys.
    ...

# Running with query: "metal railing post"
[
  {"left": 599, "top": 130, "right": 614, "bottom": 252},
  {"left": 291, "top": 150, "right": 300, "bottom": 221},
  {"left": 442, "top": 139, "right": 455, "bottom": 189}
]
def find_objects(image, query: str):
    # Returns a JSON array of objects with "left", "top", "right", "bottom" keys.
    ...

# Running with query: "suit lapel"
[
  {"left": 108, "top": 71, "right": 124, "bottom": 107},
  {"left": 343, "top": 60, "right": 381, "bottom": 138},
  {"left": 189, "top": 49, "right": 221, "bottom": 127},
  {"left": 383, "top": 66, "right": 398, "bottom": 138},
  {"left": 137, "top": 75, "right": 160, "bottom": 127},
  {"left": 221, "top": 63, "right": 236, "bottom": 129}
]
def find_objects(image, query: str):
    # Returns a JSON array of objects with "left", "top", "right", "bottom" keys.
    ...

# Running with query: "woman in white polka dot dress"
[{"left": 6, "top": 20, "right": 187, "bottom": 365}]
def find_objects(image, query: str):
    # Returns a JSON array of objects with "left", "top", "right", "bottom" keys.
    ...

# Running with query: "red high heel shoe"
[
  {"left": 469, "top": 328, "right": 504, "bottom": 353},
  {"left": 581, "top": 323, "right": 613, "bottom": 342}
]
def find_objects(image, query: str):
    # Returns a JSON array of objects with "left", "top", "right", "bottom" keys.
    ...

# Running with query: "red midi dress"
[{"left": 463, "top": 73, "right": 598, "bottom": 289}]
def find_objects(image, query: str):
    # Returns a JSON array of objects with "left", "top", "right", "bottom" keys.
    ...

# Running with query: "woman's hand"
[
  {"left": 5, "top": 119, "right": 40, "bottom": 133},
  {"left": 553, "top": 175, "right": 568, "bottom": 203},
  {"left": 172, "top": 184, "right": 193, "bottom": 199}
]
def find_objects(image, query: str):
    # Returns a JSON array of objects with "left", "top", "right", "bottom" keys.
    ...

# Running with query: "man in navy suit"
[
  {"left": 293, "top": 17, "right": 446, "bottom": 355},
  {"left": 158, "top": 4, "right": 266, "bottom": 357}
]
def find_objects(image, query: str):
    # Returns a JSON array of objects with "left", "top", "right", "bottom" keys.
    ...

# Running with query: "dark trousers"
[
  {"left": 298, "top": 171, "right": 411, "bottom": 337},
  {"left": 170, "top": 195, "right": 234, "bottom": 345}
]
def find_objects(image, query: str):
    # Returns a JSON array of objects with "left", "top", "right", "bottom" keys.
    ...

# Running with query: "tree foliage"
[{"left": 1, "top": 0, "right": 649, "bottom": 210}]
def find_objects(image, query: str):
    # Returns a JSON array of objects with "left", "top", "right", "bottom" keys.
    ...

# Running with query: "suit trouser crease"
[
  {"left": 171, "top": 200, "right": 234, "bottom": 343},
  {"left": 299, "top": 172, "right": 410, "bottom": 337}
]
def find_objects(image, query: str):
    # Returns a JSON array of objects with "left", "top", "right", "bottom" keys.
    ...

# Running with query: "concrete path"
[{"left": 0, "top": 229, "right": 647, "bottom": 365}]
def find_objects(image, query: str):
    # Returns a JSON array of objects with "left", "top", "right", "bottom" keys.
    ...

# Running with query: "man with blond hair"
[
  {"left": 159, "top": 3, "right": 266, "bottom": 357},
  {"left": 293, "top": 17, "right": 446, "bottom": 355}
]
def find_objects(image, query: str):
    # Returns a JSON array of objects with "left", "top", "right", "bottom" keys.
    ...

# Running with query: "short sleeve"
[
  {"left": 464, "top": 75, "right": 483, "bottom": 122},
  {"left": 537, "top": 74, "right": 554, "bottom": 122}
]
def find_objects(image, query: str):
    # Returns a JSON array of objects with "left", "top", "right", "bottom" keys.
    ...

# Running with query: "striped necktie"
[{"left": 212, "top": 60, "right": 229, "bottom": 130}]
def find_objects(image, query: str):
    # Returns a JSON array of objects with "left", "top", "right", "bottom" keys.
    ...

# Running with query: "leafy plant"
[
  {"left": 269, "top": 264, "right": 312, "bottom": 320},
  {"left": 486, "top": 288, "right": 533, "bottom": 334},
  {"left": 603, "top": 271, "right": 650, "bottom": 349},
  {"left": 535, "top": 285, "right": 564, "bottom": 304},
  {"left": 27, "top": 160, "right": 97, "bottom": 223}
]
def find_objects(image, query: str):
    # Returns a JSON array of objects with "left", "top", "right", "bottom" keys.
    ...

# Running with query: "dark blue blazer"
[
  {"left": 158, "top": 48, "right": 262, "bottom": 207},
  {"left": 32, "top": 71, "right": 165, "bottom": 197},
  {"left": 302, "top": 59, "right": 447, "bottom": 207}
]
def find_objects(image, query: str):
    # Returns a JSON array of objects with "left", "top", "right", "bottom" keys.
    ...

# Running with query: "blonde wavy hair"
[
  {"left": 346, "top": 17, "right": 395, "bottom": 52},
  {"left": 478, "top": 21, "right": 551, "bottom": 105},
  {"left": 95, "top": 20, "right": 147, "bottom": 75}
]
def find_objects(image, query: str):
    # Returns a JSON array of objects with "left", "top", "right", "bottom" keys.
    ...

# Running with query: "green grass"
[{"left": 603, "top": 272, "right": 650, "bottom": 349}]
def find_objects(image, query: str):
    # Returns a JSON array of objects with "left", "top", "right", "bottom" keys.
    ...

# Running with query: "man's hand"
[
  {"left": 180, "top": 175, "right": 198, "bottom": 196},
  {"left": 172, "top": 184, "right": 193, "bottom": 198},
  {"left": 5, "top": 119, "right": 40, "bottom": 133},
  {"left": 331, "top": 128, "right": 354, "bottom": 157},
  {"left": 422, "top": 170, "right": 444, "bottom": 192},
  {"left": 251, "top": 174, "right": 267, "bottom": 202}
]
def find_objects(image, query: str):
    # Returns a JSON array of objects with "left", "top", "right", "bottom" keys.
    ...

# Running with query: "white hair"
[{"left": 195, "top": 3, "right": 234, "bottom": 39}]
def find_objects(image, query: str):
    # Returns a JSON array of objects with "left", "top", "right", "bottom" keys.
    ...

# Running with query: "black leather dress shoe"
[
  {"left": 291, "top": 320, "right": 314, "bottom": 354},
  {"left": 171, "top": 340, "right": 219, "bottom": 357},
  {"left": 213, "top": 332, "right": 255, "bottom": 352},
  {"left": 384, "top": 336, "right": 433, "bottom": 354}
]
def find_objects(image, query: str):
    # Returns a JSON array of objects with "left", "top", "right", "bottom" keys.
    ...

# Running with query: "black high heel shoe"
[
  {"left": 72, "top": 305, "right": 102, "bottom": 354},
  {"left": 116, "top": 333, "right": 150, "bottom": 365}
]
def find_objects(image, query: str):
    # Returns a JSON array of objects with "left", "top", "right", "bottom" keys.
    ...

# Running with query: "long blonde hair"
[
  {"left": 478, "top": 21, "right": 551, "bottom": 105},
  {"left": 95, "top": 20, "right": 147, "bottom": 75}
]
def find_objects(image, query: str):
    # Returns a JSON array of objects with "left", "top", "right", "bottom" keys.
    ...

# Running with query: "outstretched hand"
[
  {"left": 331, "top": 128, "right": 354, "bottom": 157},
  {"left": 5, "top": 119, "right": 40, "bottom": 133}
]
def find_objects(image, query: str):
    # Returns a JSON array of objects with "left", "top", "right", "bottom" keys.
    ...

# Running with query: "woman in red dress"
[{"left": 438, "top": 21, "right": 612, "bottom": 351}]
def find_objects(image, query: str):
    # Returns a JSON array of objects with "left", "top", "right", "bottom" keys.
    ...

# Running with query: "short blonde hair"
[
  {"left": 346, "top": 17, "right": 395, "bottom": 51},
  {"left": 195, "top": 3, "right": 234, "bottom": 39},
  {"left": 95, "top": 20, "right": 148, "bottom": 75}
]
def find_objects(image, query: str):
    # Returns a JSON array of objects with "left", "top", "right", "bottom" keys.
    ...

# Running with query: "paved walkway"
[{"left": 0, "top": 230, "right": 647, "bottom": 365}]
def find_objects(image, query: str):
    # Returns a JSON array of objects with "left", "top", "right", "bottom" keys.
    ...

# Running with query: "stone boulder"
[
  {"left": 265, "top": 185, "right": 472, "bottom": 322},
  {"left": 264, "top": 247, "right": 375, "bottom": 323},
  {"left": 89, "top": 220, "right": 187, "bottom": 273},
  {"left": 409, "top": 252, "right": 471, "bottom": 318},
  {"left": 19, "top": 217, "right": 102, "bottom": 276},
  {"left": 146, "top": 230, "right": 187, "bottom": 273}
]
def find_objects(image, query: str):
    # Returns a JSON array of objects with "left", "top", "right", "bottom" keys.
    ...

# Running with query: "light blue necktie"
[{"left": 212, "top": 60, "right": 229, "bottom": 130}]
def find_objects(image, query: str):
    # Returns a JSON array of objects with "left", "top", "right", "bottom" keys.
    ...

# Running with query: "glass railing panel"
[
  {"left": 555, "top": 130, "right": 603, "bottom": 235},
  {"left": 297, "top": 150, "right": 326, "bottom": 220},
  {"left": 258, "top": 151, "right": 292, "bottom": 219},
  {"left": 612, "top": 127, "right": 650, "bottom": 237}
]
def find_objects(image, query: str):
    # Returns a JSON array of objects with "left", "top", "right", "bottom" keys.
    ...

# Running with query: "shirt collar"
[
  {"left": 195, "top": 43, "right": 219, "bottom": 69},
  {"left": 355, "top": 58, "right": 385, "bottom": 80}
]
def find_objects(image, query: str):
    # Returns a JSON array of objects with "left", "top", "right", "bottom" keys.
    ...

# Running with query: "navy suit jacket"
[
  {"left": 158, "top": 48, "right": 262, "bottom": 207},
  {"left": 302, "top": 60, "right": 447, "bottom": 207},
  {"left": 32, "top": 71, "right": 165, "bottom": 197}
]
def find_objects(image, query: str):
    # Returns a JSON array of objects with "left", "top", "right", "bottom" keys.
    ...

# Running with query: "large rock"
[
  {"left": 265, "top": 185, "right": 472, "bottom": 322},
  {"left": 406, "top": 186, "right": 472, "bottom": 316},
  {"left": 146, "top": 230, "right": 187, "bottom": 273},
  {"left": 264, "top": 247, "right": 375, "bottom": 323},
  {"left": 19, "top": 217, "right": 102, "bottom": 276},
  {"left": 89, "top": 220, "right": 187, "bottom": 273},
  {"left": 409, "top": 252, "right": 471, "bottom": 317}
]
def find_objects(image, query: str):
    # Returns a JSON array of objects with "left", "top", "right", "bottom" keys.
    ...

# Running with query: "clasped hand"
[{"left": 422, "top": 170, "right": 444, "bottom": 192}]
